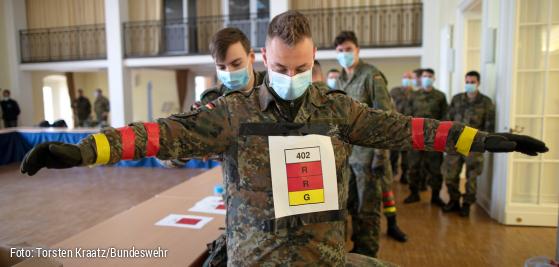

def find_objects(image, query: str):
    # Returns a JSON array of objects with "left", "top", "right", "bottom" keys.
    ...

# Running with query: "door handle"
[{"left": 509, "top": 125, "right": 525, "bottom": 134}]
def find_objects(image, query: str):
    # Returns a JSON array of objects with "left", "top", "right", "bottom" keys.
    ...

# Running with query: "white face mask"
[{"left": 268, "top": 68, "right": 313, "bottom": 100}]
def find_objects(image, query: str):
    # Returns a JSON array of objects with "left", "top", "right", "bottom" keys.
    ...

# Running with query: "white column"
[
  {"left": 104, "top": 0, "right": 132, "bottom": 127},
  {"left": 270, "top": 0, "right": 288, "bottom": 18},
  {"left": 3, "top": 0, "right": 34, "bottom": 126},
  {"left": 490, "top": 0, "right": 515, "bottom": 223},
  {"left": 420, "top": 0, "right": 441, "bottom": 75}
]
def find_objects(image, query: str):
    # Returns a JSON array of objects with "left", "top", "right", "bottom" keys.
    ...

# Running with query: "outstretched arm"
[
  {"left": 21, "top": 98, "right": 234, "bottom": 175},
  {"left": 345, "top": 96, "right": 547, "bottom": 156}
]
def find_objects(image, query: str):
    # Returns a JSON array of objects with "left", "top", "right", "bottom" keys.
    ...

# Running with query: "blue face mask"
[
  {"left": 217, "top": 67, "right": 249, "bottom": 91},
  {"left": 465, "top": 83, "right": 476, "bottom": 93},
  {"left": 412, "top": 79, "right": 418, "bottom": 87},
  {"left": 402, "top": 78, "right": 412, "bottom": 87},
  {"left": 269, "top": 69, "right": 312, "bottom": 100},
  {"left": 327, "top": 78, "right": 338, "bottom": 90},
  {"left": 336, "top": 52, "right": 355, "bottom": 68},
  {"left": 421, "top": 77, "right": 433, "bottom": 88}
]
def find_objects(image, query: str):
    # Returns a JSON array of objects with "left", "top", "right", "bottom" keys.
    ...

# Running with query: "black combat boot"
[
  {"left": 430, "top": 190, "right": 445, "bottom": 207},
  {"left": 386, "top": 215, "right": 408, "bottom": 242},
  {"left": 460, "top": 203, "right": 471, "bottom": 217},
  {"left": 442, "top": 200, "right": 461, "bottom": 213},
  {"left": 404, "top": 191, "right": 420, "bottom": 204}
]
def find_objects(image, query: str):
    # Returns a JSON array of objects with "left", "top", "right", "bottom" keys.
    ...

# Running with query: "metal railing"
[
  {"left": 18, "top": 3, "right": 421, "bottom": 63},
  {"left": 20, "top": 24, "right": 106, "bottom": 63},
  {"left": 123, "top": 13, "right": 269, "bottom": 58},
  {"left": 299, "top": 3, "right": 422, "bottom": 49}
]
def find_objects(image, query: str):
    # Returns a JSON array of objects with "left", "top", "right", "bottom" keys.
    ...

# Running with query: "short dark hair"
[
  {"left": 465, "top": 70, "right": 481, "bottom": 83},
  {"left": 266, "top": 10, "right": 312, "bottom": 47},
  {"left": 327, "top": 68, "right": 340, "bottom": 74},
  {"left": 413, "top": 68, "right": 423, "bottom": 77},
  {"left": 209, "top": 27, "right": 251, "bottom": 62},
  {"left": 3, "top": 89, "right": 10, "bottom": 94},
  {"left": 334, "top": 31, "right": 359, "bottom": 47},
  {"left": 422, "top": 68, "right": 435, "bottom": 76}
]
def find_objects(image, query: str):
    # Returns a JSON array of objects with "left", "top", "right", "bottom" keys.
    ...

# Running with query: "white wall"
[
  {"left": 0, "top": 0, "right": 11, "bottom": 90},
  {"left": 421, "top": 0, "right": 460, "bottom": 93},
  {"left": 131, "top": 69, "right": 181, "bottom": 122}
]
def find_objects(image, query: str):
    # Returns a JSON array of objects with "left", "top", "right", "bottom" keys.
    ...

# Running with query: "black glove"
[
  {"left": 485, "top": 133, "right": 549, "bottom": 156},
  {"left": 20, "top": 142, "right": 82, "bottom": 176}
]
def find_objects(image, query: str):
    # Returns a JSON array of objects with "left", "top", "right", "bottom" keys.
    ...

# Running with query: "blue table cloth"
[{"left": 0, "top": 129, "right": 219, "bottom": 169}]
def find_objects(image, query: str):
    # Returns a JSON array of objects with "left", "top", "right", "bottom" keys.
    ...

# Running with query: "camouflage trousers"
[
  {"left": 408, "top": 150, "right": 443, "bottom": 193},
  {"left": 442, "top": 152, "right": 484, "bottom": 204},
  {"left": 390, "top": 150, "right": 408, "bottom": 181},
  {"left": 348, "top": 146, "right": 393, "bottom": 257}
]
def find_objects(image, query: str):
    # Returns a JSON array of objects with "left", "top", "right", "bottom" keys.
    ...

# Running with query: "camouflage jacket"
[
  {"left": 198, "top": 70, "right": 266, "bottom": 106},
  {"left": 447, "top": 92, "right": 495, "bottom": 132},
  {"left": 77, "top": 82, "right": 488, "bottom": 266},
  {"left": 410, "top": 87, "right": 448, "bottom": 120},
  {"left": 390, "top": 86, "right": 414, "bottom": 116},
  {"left": 340, "top": 60, "right": 394, "bottom": 166},
  {"left": 94, "top": 96, "right": 110, "bottom": 115},
  {"left": 339, "top": 61, "right": 393, "bottom": 112}
]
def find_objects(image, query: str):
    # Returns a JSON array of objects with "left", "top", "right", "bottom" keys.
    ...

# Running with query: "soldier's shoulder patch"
[{"left": 326, "top": 89, "right": 347, "bottom": 95}]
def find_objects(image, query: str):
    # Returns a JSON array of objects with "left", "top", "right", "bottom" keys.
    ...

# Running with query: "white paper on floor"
[
  {"left": 155, "top": 214, "right": 213, "bottom": 229},
  {"left": 188, "top": 196, "right": 226, "bottom": 215}
]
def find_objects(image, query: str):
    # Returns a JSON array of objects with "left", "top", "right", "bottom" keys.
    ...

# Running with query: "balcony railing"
[
  {"left": 18, "top": 3, "right": 421, "bottom": 63},
  {"left": 20, "top": 24, "right": 106, "bottom": 63},
  {"left": 299, "top": 3, "right": 422, "bottom": 49},
  {"left": 123, "top": 13, "right": 269, "bottom": 58}
]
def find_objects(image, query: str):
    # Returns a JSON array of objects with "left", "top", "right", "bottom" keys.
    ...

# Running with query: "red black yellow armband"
[
  {"left": 144, "top": 122, "right": 160, "bottom": 157},
  {"left": 118, "top": 126, "right": 135, "bottom": 160},
  {"left": 434, "top": 121, "right": 453, "bottom": 152},
  {"left": 91, "top": 122, "right": 161, "bottom": 164},
  {"left": 455, "top": 126, "right": 478, "bottom": 156},
  {"left": 411, "top": 118, "right": 425, "bottom": 150}
]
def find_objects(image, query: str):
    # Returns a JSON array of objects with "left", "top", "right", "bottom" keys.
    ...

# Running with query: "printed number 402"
[{"left": 296, "top": 152, "right": 311, "bottom": 159}]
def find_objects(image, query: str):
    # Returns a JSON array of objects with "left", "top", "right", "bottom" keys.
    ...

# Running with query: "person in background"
[
  {"left": 191, "top": 27, "right": 266, "bottom": 110},
  {"left": 404, "top": 68, "right": 448, "bottom": 206},
  {"left": 1, "top": 89, "right": 20, "bottom": 128},
  {"left": 94, "top": 89, "right": 110, "bottom": 127},
  {"left": 442, "top": 70, "right": 495, "bottom": 217},
  {"left": 335, "top": 30, "right": 408, "bottom": 255},
  {"left": 73, "top": 89, "right": 92, "bottom": 127},
  {"left": 389, "top": 71, "right": 414, "bottom": 184},
  {"left": 326, "top": 69, "right": 341, "bottom": 90}
]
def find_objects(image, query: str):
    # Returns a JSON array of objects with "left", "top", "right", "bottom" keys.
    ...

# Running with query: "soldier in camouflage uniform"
[
  {"left": 442, "top": 71, "right": 495, "bottom": 217},
  {"left": 404, "top": 68, "right": 448, "bottom": 206},
  {"left": 389, "top": 71, "right": 415, "bottom": 184},
  {"left": 20, "top": 11, "right": 547, "bottom": 266},
  {"left": 335, "top": 31, "right": 407, "bottom": 255},
  {"left": 191, "top": 27, "right": 267, "bottom": 110}
]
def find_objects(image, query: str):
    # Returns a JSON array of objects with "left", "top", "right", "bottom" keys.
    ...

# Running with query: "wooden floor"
[
  {"left": 377, "top": 176, "right": 556, "bottom": 266},
  {"left": 0, "top": 164, "right": 555, "bottom": 266},
  {"left": 0, "top": 164, "right": 204, "bottom": 247}
]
